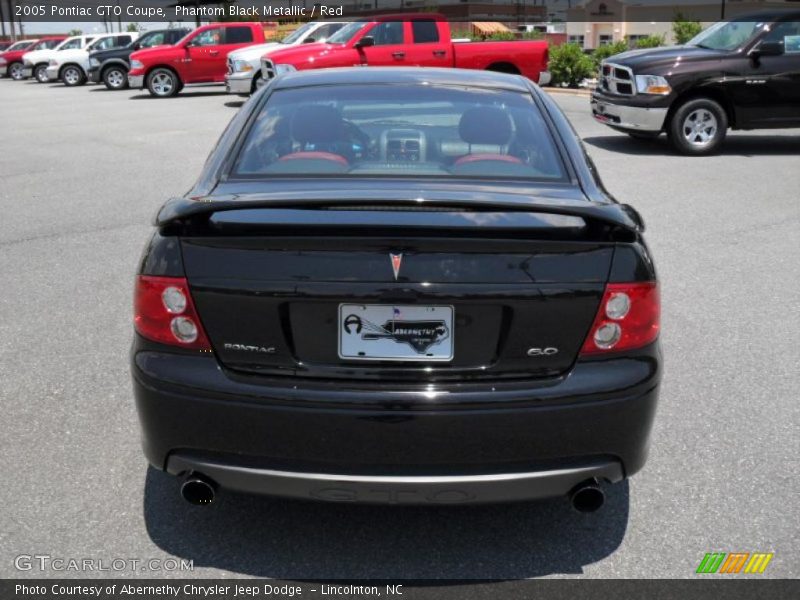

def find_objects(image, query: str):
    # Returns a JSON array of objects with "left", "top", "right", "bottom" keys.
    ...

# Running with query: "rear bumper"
[
  {"left": 591, "top": 91, "right": 669, "bottom": 132},
  {"left": 132, "top": 343, "right": 661, "bottom": 504},
  {"left": 167, "top": 453, "right": 623, "bottom": 505}
]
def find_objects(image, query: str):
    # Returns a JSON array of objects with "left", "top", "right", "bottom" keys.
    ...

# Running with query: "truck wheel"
[
  {"left": 8, "top": 62, "right": 25, "bottom": 80},
  {"left": 62, "top": 65, "right": 86, "bottom": 86},
  {"left": 34, "top": 64, "right": 50, "bottom": 83},
  {"left": 668, "top": 98, "right": 727, "bottom": 155},
  {"left": 103, "top": 65, "right": 128, "bottom": 90},
  {"left": 147, "top": 68, "right": 179, "bottom": 98}
]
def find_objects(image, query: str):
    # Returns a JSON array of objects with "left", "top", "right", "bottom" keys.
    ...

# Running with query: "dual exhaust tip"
[{"left": 180, "top": 472, "right": 605, "bottom": 512}]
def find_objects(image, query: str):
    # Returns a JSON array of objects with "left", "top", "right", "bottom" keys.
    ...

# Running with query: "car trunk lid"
[{"left": 173, "top": 198, "right": 629, "bottom": 382}]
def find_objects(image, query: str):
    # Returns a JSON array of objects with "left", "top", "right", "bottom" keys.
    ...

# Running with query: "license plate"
[{"left": 339, "top": 304, "right": 454, "bottom": 361}]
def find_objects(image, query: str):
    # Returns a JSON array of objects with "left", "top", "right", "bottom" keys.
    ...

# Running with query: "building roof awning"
[{"left": 471, "top": 22, "right": 511, "bottom": 35}]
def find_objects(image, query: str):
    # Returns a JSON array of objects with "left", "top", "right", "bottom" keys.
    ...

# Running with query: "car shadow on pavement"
[
  {"left": 143, "top": 466, "right": 629, "bottom": 578},
  {"left": 584, "top": 134, "right": 800, "bottom": 157}
]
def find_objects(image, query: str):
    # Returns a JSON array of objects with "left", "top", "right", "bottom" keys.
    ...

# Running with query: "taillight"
[
  {"left": 580, "top": 282, "right": 659, "bottom": 355},
  {"left": 134, "top": 275, "right": 211, "bottom": 351}
]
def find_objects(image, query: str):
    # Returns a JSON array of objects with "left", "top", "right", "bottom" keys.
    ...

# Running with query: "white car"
[
  {"left": 225, "top": 21, "right": 349, "bottom": 96},
  {"left": 46, "top": 32, "right": 138, "bottom": 86},
  {"left": 22, "top": 35, "right": 96, "bottom": 83}
]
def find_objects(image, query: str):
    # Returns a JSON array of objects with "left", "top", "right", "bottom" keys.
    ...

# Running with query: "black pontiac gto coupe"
[{"left": 132, "top": 68, "right": 661, "bottom": 511}]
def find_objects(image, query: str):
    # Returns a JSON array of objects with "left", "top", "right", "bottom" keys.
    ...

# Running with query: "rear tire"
[
  {"left": 8, "top": 61, "right": 24, "bottom": 80},
  {"left": 146, "top": 68, "right": 180, "bottom": 98},
  {"left": 667, "top": 98, "right": 727, "bottom": 155},
  {"left": 102, "top": 65, "right": 128, "bottom": 90},
  {"left": 34, "top": 64, "right": 49, "bottom": 83},
  {"left": 61, "top": 65, "right": 86, "bottom": 87}
]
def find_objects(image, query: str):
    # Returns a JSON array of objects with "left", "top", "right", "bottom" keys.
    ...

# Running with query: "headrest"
[
  {"left": 459, "top": 107, "right": 514, "bottom": 146},
  {"left": 291, "top": 105, "right": 345, "bottom": 145}
]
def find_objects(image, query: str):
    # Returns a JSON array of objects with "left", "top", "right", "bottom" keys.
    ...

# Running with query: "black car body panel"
[
  {"left": 87, "top": 28, "right": 190, "bottom": 83},
  {"left": 133, "top": 346, "right": 658, "bottom": 504},
  {"left": 132, "top": 68, "right": 661, "bottom": 505},
  {"left": 591, "top": 10, "right": 800, "bottom": 134}
]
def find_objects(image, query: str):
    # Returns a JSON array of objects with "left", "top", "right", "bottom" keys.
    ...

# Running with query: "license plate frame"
[{"left": 338, "top": 304, "right": 454, "bottom": 362}]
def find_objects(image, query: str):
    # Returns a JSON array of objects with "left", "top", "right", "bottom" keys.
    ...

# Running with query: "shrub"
[
  {"left": 549, "top": 43, "right": 595, "bottom": 88},
  {"left": 591, "top": 40, "right": 629, "bottom": 72},
  {"left": 673, "top": 13, "right": 703, "bottom": 45},
  {"left": 635, "top": 34, "right": 666, "bottom": 49}
]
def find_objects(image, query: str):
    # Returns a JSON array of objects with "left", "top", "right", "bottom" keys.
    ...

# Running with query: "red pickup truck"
[
  {"left": 259, "top": 15, "right": 550, "bottom": 85},
  {"left": 0, "top": 37, "right": 65, "bottom": 80},
  {"left": 128, "top": 22, "right": 265, "bottom": 97}
]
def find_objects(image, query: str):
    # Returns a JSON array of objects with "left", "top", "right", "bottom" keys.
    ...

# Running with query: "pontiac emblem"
[{"left": 390, "top": 253, "right": 403, "bottom": 281}]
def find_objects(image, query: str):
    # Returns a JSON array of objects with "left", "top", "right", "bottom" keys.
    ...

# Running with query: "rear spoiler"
[{"left": 155, "top": 195, "right": 644, "bottom": 232}]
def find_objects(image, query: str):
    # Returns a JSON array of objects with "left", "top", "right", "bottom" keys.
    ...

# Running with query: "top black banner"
[{"left": 6, "top": 1, "right": 800, "bottom": 24}]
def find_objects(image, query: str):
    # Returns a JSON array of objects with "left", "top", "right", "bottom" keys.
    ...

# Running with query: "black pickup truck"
[
  {"left": 591, "top": 10, "right": 800, "bottom": 155},
  {"left": 88, "top": 27, "right": 191, "bottom": 90}
]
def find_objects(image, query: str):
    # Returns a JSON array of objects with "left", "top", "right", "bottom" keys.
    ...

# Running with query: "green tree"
[
  {"left": 126, "top": 23, "right": 140, "bottom": 33},
  {"left": 635, "top": 34, "right": 665, "bottom": 49},
  {"left": 549, "top": 43, "right": 595, "bottom": 88},
  {"left": 591, "top": 40, "right": 628, "bottom": 72},
  {"left": 673, "top": 12, "right": 703, "bottom": 45},
  {"left": 68, "top": 29, "right": 82, "bottom": 36}
]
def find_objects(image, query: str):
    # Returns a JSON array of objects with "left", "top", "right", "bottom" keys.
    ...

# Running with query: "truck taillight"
[
  {"left": 580, "top": 282, "right": 659, "bottom": 355},
  {"left": 134, "top": 275, "right": 211, "bottom": 351}
]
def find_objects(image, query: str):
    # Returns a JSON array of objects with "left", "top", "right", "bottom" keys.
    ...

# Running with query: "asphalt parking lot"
[{"left": 1, "top": 78, "right": 798, "bottom": 580}]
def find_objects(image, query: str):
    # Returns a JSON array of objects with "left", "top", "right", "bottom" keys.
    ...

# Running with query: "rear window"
[
  {"left": 232, "top": 84, "right": 566, "bottom": 181},
  {"left": 33, "top": 39, "right": 61, "bottom": 50},
  {"left": 140, "top": 31, "right": 167, "bottom": 48},
  {"left": 168, "top": 29, "right": 190, "bottom": 44},
  {"left": 413, "top": 21, "right": 440, "bottom": 43},
  {"left": 226, "top": 26, "right": 254, "bottom": 44}
]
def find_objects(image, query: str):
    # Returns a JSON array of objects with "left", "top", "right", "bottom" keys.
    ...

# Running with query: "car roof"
[{"left": 273, "top": 67, "right": 531, "bottom": 93}]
